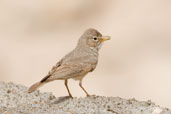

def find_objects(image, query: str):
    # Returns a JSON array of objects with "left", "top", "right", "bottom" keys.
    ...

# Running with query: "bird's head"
[{"left": 77, "top": 28, "right": 110, "bottom": 51}]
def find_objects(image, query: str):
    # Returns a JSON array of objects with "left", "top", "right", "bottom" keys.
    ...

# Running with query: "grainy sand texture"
[{"left": 0, "top": 82, "right": 170, "bottom": 114}]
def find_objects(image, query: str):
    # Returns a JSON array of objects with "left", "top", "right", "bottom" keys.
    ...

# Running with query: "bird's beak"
[{"left": 99, "top": 36, "right": 111, "bottom": 42}]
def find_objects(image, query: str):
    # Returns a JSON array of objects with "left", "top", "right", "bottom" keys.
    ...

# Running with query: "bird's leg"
[
  {"left": 79, "top": 80, "right": 90, "bottom": 96},
  {"left": 64, "top": 80, "right": 73, "bottom": 98}
]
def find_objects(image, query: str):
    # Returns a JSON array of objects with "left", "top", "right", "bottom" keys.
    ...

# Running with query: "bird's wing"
[
  {"left": 40, "top": 63, "right": 90, "bottom": 82},
  {"left": 40, "top": 59, "right": 63, "bottom": 82}
]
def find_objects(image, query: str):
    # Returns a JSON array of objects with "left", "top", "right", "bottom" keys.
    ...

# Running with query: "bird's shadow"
[{"left": 51, "top": 96, "right": 71, "bottom": 104}]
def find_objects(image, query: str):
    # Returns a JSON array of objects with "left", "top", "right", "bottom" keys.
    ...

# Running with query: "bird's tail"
[{"left": 28, "top": 82, "right": 45, "bottom": 93}]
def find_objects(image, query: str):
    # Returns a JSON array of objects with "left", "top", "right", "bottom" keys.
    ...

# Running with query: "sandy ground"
[{"left": 0, "top": 82, "right": 170, "bottom": 114}]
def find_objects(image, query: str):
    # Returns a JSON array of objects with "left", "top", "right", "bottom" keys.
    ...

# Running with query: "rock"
[{"left": 0, "top": 82, "right": 170, "bottom": 114}]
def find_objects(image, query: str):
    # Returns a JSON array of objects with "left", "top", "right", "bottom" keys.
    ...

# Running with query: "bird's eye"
[{"left": 93, "top": 37, "right": 97, "bottom": 40}]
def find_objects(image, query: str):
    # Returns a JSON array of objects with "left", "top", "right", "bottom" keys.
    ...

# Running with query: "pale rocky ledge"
[{"left": 0, "top": 82, "right": 170, "bottom": 114}]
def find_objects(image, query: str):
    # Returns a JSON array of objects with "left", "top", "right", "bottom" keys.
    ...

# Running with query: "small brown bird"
[{"left": 28, "top": 28, "right": 110, "bottom": 97}]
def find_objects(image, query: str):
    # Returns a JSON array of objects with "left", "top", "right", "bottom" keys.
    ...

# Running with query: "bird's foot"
[
  {"left": 69, "top": 95, "right": 73, "bottom": 99},
  {"left": 86, "top": 94, "right": 97, "bottom": 97}
]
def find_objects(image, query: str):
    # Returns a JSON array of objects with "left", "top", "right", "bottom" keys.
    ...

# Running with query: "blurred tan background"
[{"left": 0, "top": 0, "right": 171, "bottom": 108}]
